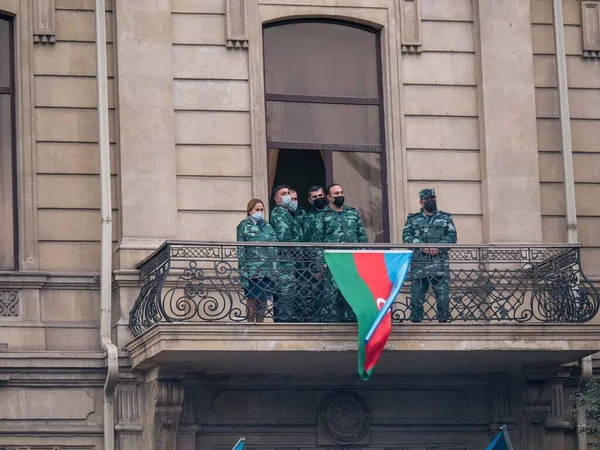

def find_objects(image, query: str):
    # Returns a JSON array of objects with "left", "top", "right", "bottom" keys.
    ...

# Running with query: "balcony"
[{"left": 126, "top": 242, "right": 600, "bottom": 375}]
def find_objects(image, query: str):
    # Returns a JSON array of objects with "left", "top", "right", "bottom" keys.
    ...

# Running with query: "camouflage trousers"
[
  {"left": 409, "top": 275, "right": 450, "bottom": 322},
  {"left": 272, "top": 270, "right": 298, "bottom": 323}
]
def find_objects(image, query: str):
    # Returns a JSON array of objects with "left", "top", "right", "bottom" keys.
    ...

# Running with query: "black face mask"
[
  {"left": 312, "top": 197, "right": 327, "bottom": 210},
  {"left": 423, "top": 199, "right": 437, "bottom": 212},
  {"left": 332, "top": 196, "right": 345, "bottom": 207}
]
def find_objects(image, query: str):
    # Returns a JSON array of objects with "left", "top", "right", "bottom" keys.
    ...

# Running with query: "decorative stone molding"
[
  {"left": 32, "top": 0, "right": 56, "bottom": 44},
  {"left": 491, "top": 383, "right": 514, "bottom": 431},
  {"left": 226, "top": 0, "right": 249, "bottom": 49},
  {"left": 317, "top": 389, "right": 371, "bottom": 445},
  {"left": 117, "top": 384, "right": 142, "bottom": 426},
  {"left": 400, "top": 0, "right": 422, "bottom": 54},
  {"left": 0, "top": 290, "right": 20, "bottom": 317},
  {"left": 546, "top": 383, "right": 571, "bottom": 431},
  {"left": 519, "top": 381, "right": 552, "bottom": 450},
  {"left": 148, "top": 380, "right": 184, "bottom": 450},
  {"left": 581, "top": 1, "right": 600, "bottom": 58}
]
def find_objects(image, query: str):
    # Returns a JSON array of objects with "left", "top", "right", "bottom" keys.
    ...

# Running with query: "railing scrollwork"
[{"left": 129, "top": 242, "right": 600, "bottom": 337}]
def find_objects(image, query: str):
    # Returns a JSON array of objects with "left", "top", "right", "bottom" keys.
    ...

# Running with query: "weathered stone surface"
[{"left": 0, "top": 389, "right": 94, "bottom": 419}]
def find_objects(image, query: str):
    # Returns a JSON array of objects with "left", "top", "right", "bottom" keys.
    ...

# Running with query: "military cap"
[{"left": 419, "top": 188, "right": 436, "bottom": 199}]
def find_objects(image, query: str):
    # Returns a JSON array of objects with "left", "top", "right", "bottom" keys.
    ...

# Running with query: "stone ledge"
[
  {"left": 0, "top": 271, "right": 101, "bottom": 290},
  {"left": 0, "top": 351, "right": 135, "bottom": 387},
  {"left": 127, "top": 323, "right": 600, "bottom": 373}
]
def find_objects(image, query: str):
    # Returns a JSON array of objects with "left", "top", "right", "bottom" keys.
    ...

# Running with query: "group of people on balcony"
[{"left": 237, "top": 185, "right": 457, "bottom": 323}]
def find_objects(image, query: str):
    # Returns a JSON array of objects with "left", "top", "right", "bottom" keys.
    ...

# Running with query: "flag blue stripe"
[
  {"left": 485, "top": 429, "right": 511, "bottom": 450},
  {"left": 364, "top": 251, "right": 412, "bottom": 344}
]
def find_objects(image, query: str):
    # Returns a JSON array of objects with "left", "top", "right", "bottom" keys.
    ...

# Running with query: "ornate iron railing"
[{"left": 129, "top": 242, "right": 600, "bottom": 337}]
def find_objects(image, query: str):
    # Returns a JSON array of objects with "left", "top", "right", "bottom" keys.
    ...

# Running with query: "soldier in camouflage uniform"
[
  {"left": 236, "top": 199, "right": 278, "bottom": 322},
  {"left": 313, "top": 184, "right": 369, "bottom": 322},
  {"left": 289, "top": 189, "right": 307, "bottom": 239},
  {"left": 298, "top": 186, "right": 328, "bottom": 322},
  {"left": 270, "top": 185, "right": 304, "bottom": 322},
  {"left": 402, "top": 188, "right": 457, "bottom": 323},
  {"left": 303, "top": 186, "right": 327, "bottom": 242}
]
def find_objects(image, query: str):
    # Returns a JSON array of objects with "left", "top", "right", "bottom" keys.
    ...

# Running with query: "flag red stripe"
[
  {"left": 353, "top": 253, "right": 392, "bottom": 301},
  {"left": 354, "top": 253, "right": 393, "bottom": 374}
]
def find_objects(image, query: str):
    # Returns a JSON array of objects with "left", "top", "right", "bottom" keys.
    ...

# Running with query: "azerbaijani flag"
[{"left": 324, "top": 250, "right": 413, "bottom": 381}]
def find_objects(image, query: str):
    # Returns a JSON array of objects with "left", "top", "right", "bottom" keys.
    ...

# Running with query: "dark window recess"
[
  {"left": 263, "top": 19, "right": 389, "bottom": 242},
  {"left": 0, "top": 14, "right": 18, "bottom": 270}
]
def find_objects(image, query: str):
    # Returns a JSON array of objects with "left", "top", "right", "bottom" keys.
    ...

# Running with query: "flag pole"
[{"left": 232, "top": 437, "right": 246, "bottom": 450}]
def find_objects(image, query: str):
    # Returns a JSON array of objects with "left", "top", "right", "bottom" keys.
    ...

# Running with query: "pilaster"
[
  {"left": 113, "top": 0, "right": 178, "bottom": 270},
  {"left": 116, "top": 383, "right": 143, "bottom": 450},
  {"left": 475, "top": 0, "right": 543, "bottom": 243}
]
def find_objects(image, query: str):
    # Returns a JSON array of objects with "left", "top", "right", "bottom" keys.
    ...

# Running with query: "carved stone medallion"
[{"left": 317, "top": 389, "right": 371, "bottom": 444}]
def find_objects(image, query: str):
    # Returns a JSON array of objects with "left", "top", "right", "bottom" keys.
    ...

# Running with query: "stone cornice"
[
  {"left": 0, "top": 271, "right": 143, "bottom": 290},
  {"left": 0, "top": 272, "right": 101, "bottom": 290},
  {"left": 0, "top": 351, "right": 133, "bottom": 387}
]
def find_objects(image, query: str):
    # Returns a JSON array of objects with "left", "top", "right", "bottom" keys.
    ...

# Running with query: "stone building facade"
[{"left": 1, "top": 0, "right": 600, "bottom": 450}]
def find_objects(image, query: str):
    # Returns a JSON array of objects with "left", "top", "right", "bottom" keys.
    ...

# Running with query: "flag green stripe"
[{"left": 324, "top": 252, "right": 379, "bottom": 379}]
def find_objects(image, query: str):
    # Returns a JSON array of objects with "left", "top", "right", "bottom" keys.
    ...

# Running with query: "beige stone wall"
[
  {"left": 35, "top": 0, "right": 118, "bottom": 272},
  {"left": 532, "top": 0, "right": 600, "bottom": 277},
  {"left": 172, "top": 0, "right": 252, "bottom": 242},
  {"left": 0, "top": 1, "right": 115, "bottom": 351},
  {"left": 404, "top": 0, "right": 482, "bottom": 244}
]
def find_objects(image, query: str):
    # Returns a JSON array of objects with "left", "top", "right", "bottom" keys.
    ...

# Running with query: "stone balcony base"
[{"left": 127, "top": 323, "right": 600, "bottom": 375}]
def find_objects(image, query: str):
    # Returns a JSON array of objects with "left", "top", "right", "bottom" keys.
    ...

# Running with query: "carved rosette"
[
  {"left": 149, "top": 380, "right": 184, "bottom": 450},
  {"left": 317, "top": 389, "right": 371, "bottom": 445}
]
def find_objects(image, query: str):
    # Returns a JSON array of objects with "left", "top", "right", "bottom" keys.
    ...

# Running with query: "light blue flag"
[
  {"left": 485, "top": 426, "right": 514, "bottom": 450},
  {"left": 364, "top": 250, "right": 412, "bottom": 344}
]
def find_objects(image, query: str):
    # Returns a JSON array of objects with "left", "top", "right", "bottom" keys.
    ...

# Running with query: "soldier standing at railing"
[
  {"left": 236, "top": 199, "right": 279, "bottom": 322},
  {"left": 402, "top": 188, "right": 457, "bottom": 323},
  {"left": 313, "top": 184, "right": 369, "bottom": 322},
  {"left": 270, "top": 185, "right": 304, "bottom": 322}
]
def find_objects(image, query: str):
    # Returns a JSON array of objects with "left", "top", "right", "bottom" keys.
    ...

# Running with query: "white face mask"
[
  {"left": 280, "top": 195, "right": 291, "bottom": 207},
  {"left": 289, "top": 200, "right": 298, "bottom": 211},
  {"left": 251, "top": 212, "right": 264, "bottom": 222}
]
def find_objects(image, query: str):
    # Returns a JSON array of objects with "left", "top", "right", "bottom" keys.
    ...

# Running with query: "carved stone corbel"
[
  {"left": 33, "top": 0, "right": 56, "bottom": 44},
  {"left": 400, "top": 0, "right": 422, "bottom": 54},
  {"left": 148, "top": 380, "right": 184, "bottom": 450},
  {"left": 519, "top": 380, "right": 552, "bottom": 450},
  {"left": 581, "top": 1, "right": 600, "bottom": 59},
  {"left": 226, "top": 0, "right": 249, "bottom": 49}
]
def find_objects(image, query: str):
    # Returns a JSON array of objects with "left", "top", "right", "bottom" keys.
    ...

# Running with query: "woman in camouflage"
[{"left": 236, "top": 199, "right": 278, "bottom": 322}]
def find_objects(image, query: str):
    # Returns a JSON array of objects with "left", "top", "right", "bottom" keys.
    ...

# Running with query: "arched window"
[
  {"left": 0, "top": 13, "right": 17, "bottom": 269},
  {"left": 263, "top": 19, "right": 388, "bottom": 242}
]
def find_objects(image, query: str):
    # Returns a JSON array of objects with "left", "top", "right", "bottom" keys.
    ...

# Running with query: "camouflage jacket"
[
  {"left": 303, "top": 208, "right": 323, "bottom": 242},
  {"left": 313, "top": 206, "right": 369, "bottom": 244},
  {"left": 236, "top": 217, "right": 278, "bottom": 281},
  {"left": 402, "top": 208, "right": 457, "bottom": 277},
  {"left": 290, "top": 208, "right": 307, "bottom": 241},
  {"left": 270, "top": 206, "right": 303, "bottom": 243}
]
